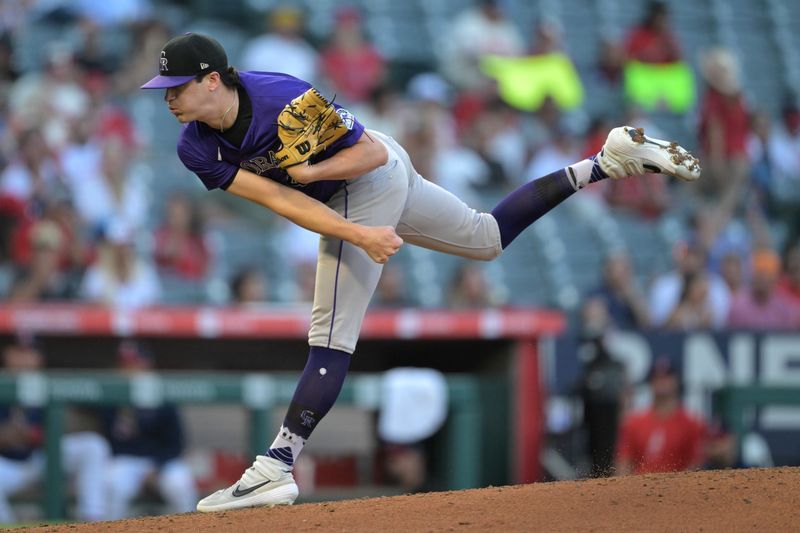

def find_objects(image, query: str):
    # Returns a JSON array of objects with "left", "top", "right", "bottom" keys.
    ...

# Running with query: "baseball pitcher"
[{"left": 141, "top": 33, "right": 700, "bottom": 512}]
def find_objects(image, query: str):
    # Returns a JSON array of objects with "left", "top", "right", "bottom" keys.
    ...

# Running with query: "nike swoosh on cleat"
[
  {"left": 642, "top": 138, "right": 671, "bottom": 148},
  {"left": 626, "top": 128, "right": 670, "bottom": 149},
  {"left": 232, "top": 480, "right": 272, "bottom": 497}
]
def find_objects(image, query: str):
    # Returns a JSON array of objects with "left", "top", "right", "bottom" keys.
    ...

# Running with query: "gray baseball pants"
[{"left": 308, "top": 130, "right": 502, "bottom": 353}]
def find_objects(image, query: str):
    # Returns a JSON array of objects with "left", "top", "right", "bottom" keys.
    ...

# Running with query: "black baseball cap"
[{"left": 141, "top": 33, "right": 228, "bottom": 89}]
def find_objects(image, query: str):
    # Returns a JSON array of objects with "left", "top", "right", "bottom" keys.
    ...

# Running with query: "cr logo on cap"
[{"left": 159, "top": 51, "right": 168, "bottom": 72}]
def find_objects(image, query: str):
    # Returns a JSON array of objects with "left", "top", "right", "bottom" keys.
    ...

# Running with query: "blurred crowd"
[
  {"left": 0, "top": 335, "right": 196, "bottom": 522},
  {"left": 0, "top": 0, "right": 798, "bottom": 521},
  {"left": 0, "top": 0, "right": 797, "bottom": 331}
]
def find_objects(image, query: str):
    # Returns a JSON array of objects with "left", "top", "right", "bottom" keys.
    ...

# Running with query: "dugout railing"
[
  {"left": 0, "top": 371, "right": 484, "bottom": 521},
  {"left": 713, "top": 385, "right": 800, "bottom": 459},
  {"left": 0, "top": 304, "right": 566, "bottom": 503}
]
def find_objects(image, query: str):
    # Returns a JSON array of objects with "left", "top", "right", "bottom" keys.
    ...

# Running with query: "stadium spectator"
[
  {"left": 8, "top": 219, "right": 81, "bottom": 301},
  {"left": 593, "top": 38, "right": 625, "bottom": 88},
  {"left": 588, "top": 253, "right": 650, "bottom": 330},
  {"left": 8, "top": 195, "right": 75, "bottom": 267},
  {"left": 461, "top": 98, "right": 525, "bottom": 193},
  {"left": 624, "top": 1, "right": 681, "bottom": 64},
  {"left": 438, "top": 0, "right": 525, "bottom": 91},
  {"left": 703, "top": 421, "right": 744, "bottom": 471},
  {"left": 240, "top": 6, "right": 318, "bottom": 85},
  {"left": 371, "top": 264, "right": 412, "bottom": 308},
  {"left": 697, "top": 47, "right": 750, "bottom": 204},
  {"left": 748, "top": 103, "right": 800, "bottom": 238},
  {"left": 728, "top": 249, "right": 800, "bottom": 330},
  {"left": 0, "top": 32, "right": 19, "bottom": 84},
  {"left": 79, "top": 222, "right": 161, "bottom": 309},
  {"left": 282, "top": 221, "right": 319, "bottom": 303},
  {"left": 114, "top": 19, "right": 171, "bottom": 95},
  {"left": 603, "top": 160, "right": 670, "bottom": 220},
  {"left": 447, "top": 263, "right": 495, "bottom": 309},
  {"left": 153, "top": 193, "right": 210, "bottom": 280},
  {"left": 529, "top": 19, "right": 564, "bottom": 56},
  {"left": 648, "top": 242, "right": 730, "bottom": 329},
  {"left": 664, "top": 272, "right": 715, "bottom": 331},
  {"left": 72, "top": 19, "right": 116, "bottom": 75},
  {"left": 349, "top": 84, "right": 404, "bottom": 141},
  {"left": 521, "top": 96, "right": 569, "bottom": 158},
  {"left": 0, "top": 127, "right": 64, "bottom": 215},
  {"left": 778, "top": 241, "right": 800, "bottom": 305},
  {"left": 64, "top": 132, "right": 149, "bottom": 237},
  {"left": 0, "top": 336, "right": 110, "bottom": 523},
  {"left": 615, "top": 357, "right": 706, "bottom": 475},
  {"left": 103, "top": 340, "right": 197, "bottom": 518},
  {"left": 585, "top": 38, "right": 632, "bottom": 114},
  {"left": 378, "top": 368, "right": 448, "bottom": 492},
  {"left": 229, "top": 267, "right": 270, "bottom": 305},
  {"left": 401, "top": 73, "right": 489, "bottom": 206},
  {"left": 524, "top": 124, "right": 580, "bottom": 186},
  {"left": 401, "top": 72, "right": 458, "bottom": 182},
  {"left": 775, "top": 103, "right": 800, "bottom": 243},
  {"left": 0, "top": 196, "right": 24, "bottom": 290},
  {"left": 577, "top": 297, "right": 627, "bottom": 477},
  {"left": 719, "top": 251, "right": 746, "bottom": 298},
  {"left": 319, "top": 7, "right": 386, "bottom": 105},
  {"left": 9, "top": 42, "right": 90, "bottom": 150},
  {"left": 63, "top": 0, "right": 153, "bottom": 28}
]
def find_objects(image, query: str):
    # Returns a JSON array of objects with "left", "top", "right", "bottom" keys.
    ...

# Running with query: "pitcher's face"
[{"left": 164, "top": 78, "right": 205, "bottom": 123}]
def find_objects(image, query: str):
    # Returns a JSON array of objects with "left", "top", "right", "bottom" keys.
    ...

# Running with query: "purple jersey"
[{"left": 177, "top": 71, "right": 365, "bottom": 203}]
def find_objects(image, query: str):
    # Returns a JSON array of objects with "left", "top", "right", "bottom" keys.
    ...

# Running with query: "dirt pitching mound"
[{"left": 25, "top": 467, "right": 799, "bottom": 532}]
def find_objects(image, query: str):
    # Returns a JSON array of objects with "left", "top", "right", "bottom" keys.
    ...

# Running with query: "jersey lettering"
[{"left": 240, "top": 155, "right": 275, "bottom": 175}]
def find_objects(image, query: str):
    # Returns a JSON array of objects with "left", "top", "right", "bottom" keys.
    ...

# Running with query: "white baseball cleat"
[
  {"left": 196, "top": 455, "right": 299, "bottom": 512},
  {"left": 597, "top": 126, "right": 701, "bottom": 181}
]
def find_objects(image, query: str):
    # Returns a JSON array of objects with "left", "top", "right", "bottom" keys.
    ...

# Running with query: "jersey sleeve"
[{"left": 177, "top": 126, "right": 239, "bottom": 191}]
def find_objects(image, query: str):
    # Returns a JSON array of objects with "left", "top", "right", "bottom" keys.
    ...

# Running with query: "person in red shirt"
[
  {"left": 615, "top": 357, "right": 706, "bottom": 475},
  {"left": 624, "top": 1, "right": 681, "bottom": 64},
  {"left": 320, "top": 7, "right": 386, "bottom": 104},
  {"left": 778, "top": 242, "right": 800, "bottom": 305},
  {"left": 153, "top": 193, "right": 210, "bottom": 280},
  {"left": 697, "top": 47, "right": 750, "bottom": 203}
]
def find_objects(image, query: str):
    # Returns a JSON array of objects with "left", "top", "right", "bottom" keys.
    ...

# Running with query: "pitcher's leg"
[
  {"left": 280, "top": 154, "right": 407, "bottom": 459},
  {"left": 398, "top": 126, "right": 701, "bottom": 257},
  {"left": 396, "top": 174, "right": 503, "bottom": 261},
  {"left": 308, "top": 229, "right": 388, "bottom": 352}
]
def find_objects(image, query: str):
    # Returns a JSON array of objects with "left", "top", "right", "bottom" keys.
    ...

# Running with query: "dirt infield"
[{"left": 24, "top": 467, "right": 800, "bottom": 532}]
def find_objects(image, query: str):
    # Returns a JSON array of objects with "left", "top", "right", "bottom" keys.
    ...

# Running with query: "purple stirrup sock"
[
  {"left": 491, "top": 156, "right": 608, "bottom": 248},
  {"left": 266, "top": 346, "right": 351, "bottom": 467},
  {"left": 282, "top": 346, "right": 350, "bottom": 439}
]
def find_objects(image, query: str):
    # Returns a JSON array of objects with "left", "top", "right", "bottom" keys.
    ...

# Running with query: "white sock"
[
  {"left": 266, "top": 426, "right": 305, "bottom": 468},
  {"left": 565, "top": 158, "right": 595, "bottom": 190}
]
